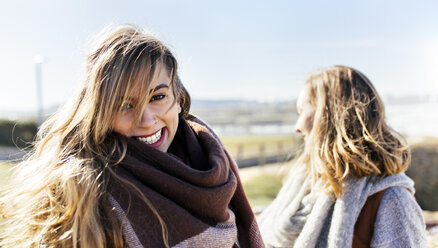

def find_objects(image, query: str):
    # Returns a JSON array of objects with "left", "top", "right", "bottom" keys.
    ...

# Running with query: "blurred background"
[{"left": 0, "top": 0, "right": 437, "bottom": 245}]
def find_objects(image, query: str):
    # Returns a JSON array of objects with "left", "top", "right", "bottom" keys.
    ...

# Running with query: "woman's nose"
[{"left": 139, "top": 107, "right": 157, "bottom": 127}]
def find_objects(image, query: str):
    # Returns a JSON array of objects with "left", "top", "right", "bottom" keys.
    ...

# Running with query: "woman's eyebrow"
[
  {"left": 149, "top": 84, "right": 169, "bottom": 93},
  {"left": 121, "top": 97, "right": 135, "bottom": 102}
]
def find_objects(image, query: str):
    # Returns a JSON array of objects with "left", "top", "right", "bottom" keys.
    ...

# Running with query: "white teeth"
[{"left": 137, "top": 129, "right": 162, "bottom": 144}]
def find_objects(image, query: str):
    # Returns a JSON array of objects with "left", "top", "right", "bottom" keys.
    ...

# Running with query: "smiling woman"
[
  {"left": 112, "top": 65, "right": 181, "bottom": 153},
  {"left": 0, "top": 25, "right": 263, "bottom": 248}
]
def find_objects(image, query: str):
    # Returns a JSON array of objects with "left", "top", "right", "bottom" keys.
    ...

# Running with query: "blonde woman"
[
  {"left": 0, "top": 25, "right": 264, "bottom": 248},
  {"left": 258, "top": 66, "right": 427, "bottom": 247}
]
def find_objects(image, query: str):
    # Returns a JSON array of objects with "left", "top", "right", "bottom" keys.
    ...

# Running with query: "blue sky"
[{"left": 0, "top": 0, "right": 437, "bottom": 113}]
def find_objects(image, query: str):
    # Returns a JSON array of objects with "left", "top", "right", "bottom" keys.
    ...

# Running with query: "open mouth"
[{"left": 137, "top": 128, "right": 163, "bottom": 145}]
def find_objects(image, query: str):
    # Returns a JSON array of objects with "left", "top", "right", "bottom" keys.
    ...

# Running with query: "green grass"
[
  {"left": 221, "top": 135, "right": 301, "bottom": 160},
  {"left": 242, "top": 173, "right": 284, "bottom": 207},
  {"left": 221, "top": 134, "right": 300, "bottom": 150},
  {"left": 221, "top": 134, "right": 299, "bottom": 144}
]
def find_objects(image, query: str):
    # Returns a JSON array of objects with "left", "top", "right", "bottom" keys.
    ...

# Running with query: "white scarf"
[{"left": 258, "top": 169, "right": 414, "bottom": 248}]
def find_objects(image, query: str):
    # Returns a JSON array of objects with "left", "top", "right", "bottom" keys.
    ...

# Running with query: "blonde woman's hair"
[
  {"left": 0, "top": 25, "right": 190, "bottom": 247},
  {"left": 295, "top": 65, "right": 410, "bottom": 198}
]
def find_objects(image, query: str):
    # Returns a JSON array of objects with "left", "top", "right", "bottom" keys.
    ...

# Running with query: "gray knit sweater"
[{"left": 258, "top": 171, "right": 428, "bottom": 247}]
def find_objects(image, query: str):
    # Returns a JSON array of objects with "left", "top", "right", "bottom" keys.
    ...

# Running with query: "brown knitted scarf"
[{"left": 108, "top": 116, "right": 264, "bottom": 248}]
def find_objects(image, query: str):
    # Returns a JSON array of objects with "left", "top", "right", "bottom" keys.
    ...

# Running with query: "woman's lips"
[{"left": 136, "top": 128, "right": 166, "bottom": 147}]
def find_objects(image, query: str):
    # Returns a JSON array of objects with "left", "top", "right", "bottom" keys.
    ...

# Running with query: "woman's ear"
[
  {"left": 177, "top": 99, "right": 182, "bottom": 114},
  {"left": 177, "top": 104, "right": 182, "bottom": 114}
]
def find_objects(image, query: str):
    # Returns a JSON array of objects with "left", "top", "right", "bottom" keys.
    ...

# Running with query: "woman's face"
[
  {"left": 295, "top": 85, "right": 315, "bottom": 139},
  {"left": 112, "top": 65, "right": 181, "bottom": 153}
]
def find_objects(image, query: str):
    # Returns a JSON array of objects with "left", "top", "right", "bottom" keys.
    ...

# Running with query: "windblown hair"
[
  {"left": 296, "top": 65, "right": 410, "bottom": 198},
  {"left": 0, "top": 25, "right": 190, "bottom": 247}
]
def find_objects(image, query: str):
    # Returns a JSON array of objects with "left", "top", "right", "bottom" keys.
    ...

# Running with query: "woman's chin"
[{"left": 150, "top": 128, "right": 169, "bottom": 152}]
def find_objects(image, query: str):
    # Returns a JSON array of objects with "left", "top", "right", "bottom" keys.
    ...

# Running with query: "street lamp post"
[{"left": 34, "top": 55, "right": 45, "bottom": 127}]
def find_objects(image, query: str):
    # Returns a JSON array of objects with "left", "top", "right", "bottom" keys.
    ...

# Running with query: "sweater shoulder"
[{"left": 370, "top": 187, "right": 427, "bottom": 248}]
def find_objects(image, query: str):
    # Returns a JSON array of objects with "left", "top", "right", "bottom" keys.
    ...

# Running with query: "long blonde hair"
[
  {"left": 0, "top": 25, "right": 190, "bottom": 247},
  {"left": 295, "top": 65, "right": 410, "bottom": 198}
]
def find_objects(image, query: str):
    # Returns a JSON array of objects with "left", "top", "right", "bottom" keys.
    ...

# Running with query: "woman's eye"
[
  {"left": 150, "top": 94, "right": 166, "bottom": 102},
  {"left": 121, "top": 103, "right": 134, "bottom": 112}
]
